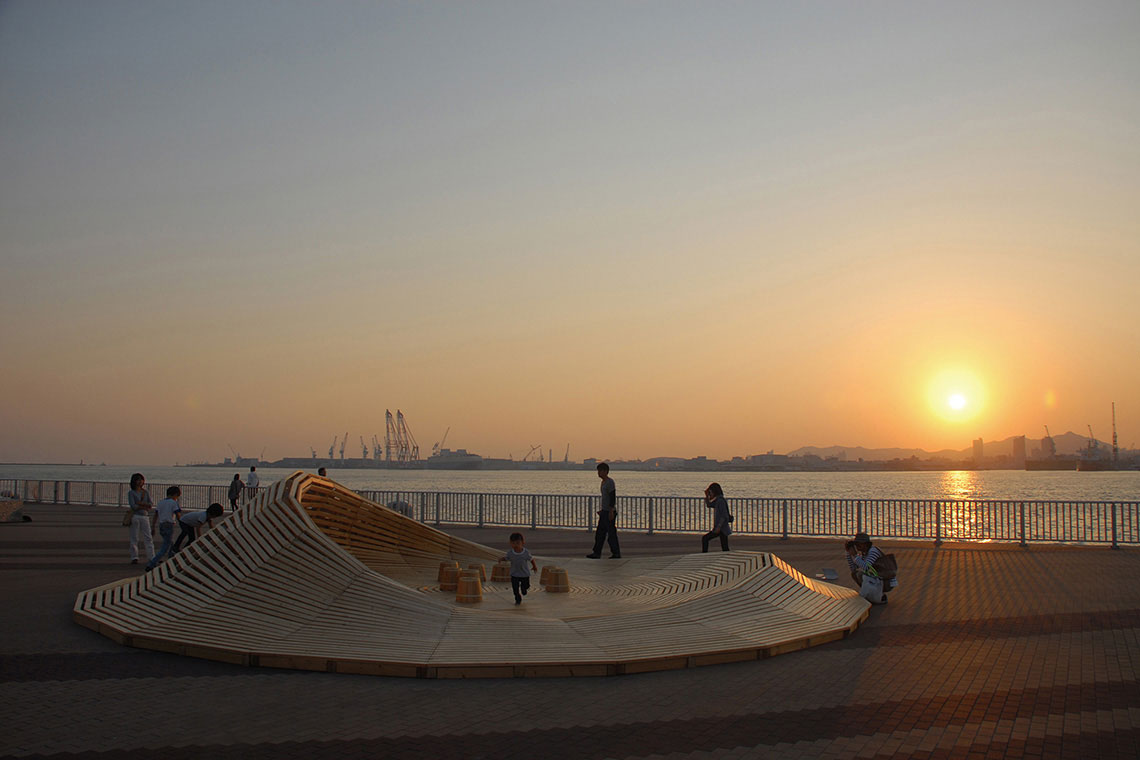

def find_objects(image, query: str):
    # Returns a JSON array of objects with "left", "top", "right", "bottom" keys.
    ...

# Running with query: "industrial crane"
[
  {"left": 385, "top": 411, "right": 398, "bottom": 462},
  {"left": 309, "top": 447, "right": 317, "bottom": 460},
  {"left": 563, "top": 443, "right": 570, "bottom": 463},
  {"left": 372, "top": 435, "right": 382, "bottom": 462},
  {"left": 360, "top": 436, "right": 368, "bottom": 460},
  {"left": 432, "top": 427, "right": 451, "bottom": 457},
  {"left": 328, "top": 436, "right": 337, "bottom": 460},
  {"left": 227, "top": 444, "right": 241, "bottom": 462},
  {"left": 396, "top": 411, "right": 419, "bottom": 461},
  {"left": 339, "top": 432, "right": 348, "bottom": 463},
  {"left": 1112, "top": 402, "right": 1119, "bottom": 463},
  {"left": 522, "top": 444, "right": 541, "bottom": 462}
]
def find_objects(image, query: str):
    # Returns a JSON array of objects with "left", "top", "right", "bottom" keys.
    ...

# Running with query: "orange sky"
[{"left": 1, "top": 3, "right": 1138, "bottom": 464}]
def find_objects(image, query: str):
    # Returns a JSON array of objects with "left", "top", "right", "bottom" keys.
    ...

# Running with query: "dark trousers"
[
  {"left": 591, "top": 511, "right": 621, "bottom": 556},
  {"left": 701, "top": 530, "right": 729, "bottom": 552},
  {"left": 171, "top": 521, "right": 197, "bottom": 553},
  {"left": 229, "top": 497, "right": 238, "bottom": 511},
  {"left": 511, "top": 576, "right": 530, "bottom": 601}
]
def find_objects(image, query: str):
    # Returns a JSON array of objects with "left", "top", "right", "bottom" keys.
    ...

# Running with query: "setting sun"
[{"left": 928, "top": 368, "right": 986, "bottom": 424}]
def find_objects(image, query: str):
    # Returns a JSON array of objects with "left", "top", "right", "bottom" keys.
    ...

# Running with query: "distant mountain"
[{"left": 788, "top": 431, "right": 1107, "bottom": 462}]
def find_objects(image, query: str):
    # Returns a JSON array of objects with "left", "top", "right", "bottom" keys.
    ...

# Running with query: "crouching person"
[
  {"left": 171, "top": 502, "right": 224, "bottom": 554},
  {"left": 845, "top": 532, "right": 892, "bottom": 604}
]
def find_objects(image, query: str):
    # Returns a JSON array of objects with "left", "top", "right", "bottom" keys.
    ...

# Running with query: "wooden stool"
[
  {"left": 490, "top": 561, "right": 511, "bottom": 582},
  {"left": 439, "top": 566, "right": 460, "bottom": 591},
  {"left": 544, "top": 567, "right": 569, "bottom": 593},
  {"left": 466, "top": 563, "right": 487, "bottom": 581},
  {"left": 437, "top": 560, "right": 459, "bottom": 582},
  {"left": 539, "top": 565, "right": 554, "bottom": 586},
  {"left": 455, "top": 572, "right": 482, "bottom": 603}
]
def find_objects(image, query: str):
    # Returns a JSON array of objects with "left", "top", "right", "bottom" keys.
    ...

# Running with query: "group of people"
[
  {"left": 586, "top": 462, "right": 733, "bottom": 559},
  {"left": 226, "top": 466, "right": 260, "bottom": 510},
  {"left": 125, "top": 473, "right": 225, "bottom": 569}
]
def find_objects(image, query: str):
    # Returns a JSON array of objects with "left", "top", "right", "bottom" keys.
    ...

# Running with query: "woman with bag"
[
  {"left": 845, "top": 532, "right": 888, "bottom": 604},
  {"left": 126, "top": 472, "right": 155, "bottom": 565},
  {"left": 700, "top": 482, "right": 732, "bottom": 552}
]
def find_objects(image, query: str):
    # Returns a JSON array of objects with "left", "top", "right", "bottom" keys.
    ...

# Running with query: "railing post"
[
  {"left": 934, "top": 501, "right": 942, "bottom": 547},
  {"left": 64, "top": 481, "right": 70, "bottom": 505},
  {"left": 856, "top": 500, "right": 863, "bottom": 535},
  {"left": 420, "top": 493, "right": 426, "bottom": 523},
  {"left": 477, "top": 494, "right": 484, "bottom": 528},
  {"left": 647, "top": 498, "right": 654, "bottom": 535},
  {"left": 530, "top": 495, "right": 537, "bottom": 531},
  {"left": 781, "top": 499, "right": 789, "bottom": 540},
  {"left": 1019, "top": 501, "right": 1026, "bottom": 548},
  {"left": 91, "top": 481, "right": 97, "bottom": 506},
  {"left": 54, "top": 481, "right": 60, "bottom": 504},
  {"left": 434, "top": 493, "right": 441, "bottom": 525},
  {"left": 118, "top": 483, "right": 124, "bottom": 508},
  {"left": 1111, "top": 502, "right": 1119, "bottom": 550}
]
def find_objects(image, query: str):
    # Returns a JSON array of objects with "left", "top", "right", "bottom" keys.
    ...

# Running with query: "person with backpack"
[
  {"left": 845, "top": 532, "right": 896, "bottom": 604},
  {"left": 700, "top": 482, "right": 732, "bottom": 552}
]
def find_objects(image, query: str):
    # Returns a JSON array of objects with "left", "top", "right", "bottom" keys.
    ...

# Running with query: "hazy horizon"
[{"left": 2, "top": 2, "right": 1138, "bottom": 465}]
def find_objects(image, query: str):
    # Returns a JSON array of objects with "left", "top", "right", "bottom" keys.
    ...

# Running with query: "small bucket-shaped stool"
[
  {"left": 439, "top": 566, "right": 460, "bottom": 591},
  {"left": 539, "top": 565, "right": 554, "bottom": 586},
  {"left": 466, "top": 563, "right": 487, "bottom": 581},
  {"left": 456, "top": 571, "right": 482, "bottom": 603},
  {"left": 544, "top": 567, "right": 569, "bottom": 593},
  {"left": 490, "top": 561, "right": 511, "bottom": 582},
  {"left": 437, "top": 560, "right": 459, "bottom": 582}
]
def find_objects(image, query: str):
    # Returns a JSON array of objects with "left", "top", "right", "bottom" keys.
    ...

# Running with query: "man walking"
[{"left": 586, "top": 462, "right": 621, "bottom": 559}]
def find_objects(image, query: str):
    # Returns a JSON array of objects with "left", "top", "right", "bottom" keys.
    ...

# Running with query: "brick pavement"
[{"left": 2, "top": 503, "right": 1139, "bottom": 759}]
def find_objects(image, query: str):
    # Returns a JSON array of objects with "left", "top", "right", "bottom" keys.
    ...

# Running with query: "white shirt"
[
  {"left": 247, "top": 471, "right": 259, "bottom": 488},
  {"left": 154, "top": 497, "right": 182, "bottom": 525}
]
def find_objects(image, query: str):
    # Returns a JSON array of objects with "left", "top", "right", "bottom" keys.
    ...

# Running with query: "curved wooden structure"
[{"left": 74, "top": 472, "right": 869, "bottom": 678}]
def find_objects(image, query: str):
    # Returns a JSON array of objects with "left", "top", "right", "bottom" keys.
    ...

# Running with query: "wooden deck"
[{"left": 74, "top": 472, "right": 870, "bottom": 678}]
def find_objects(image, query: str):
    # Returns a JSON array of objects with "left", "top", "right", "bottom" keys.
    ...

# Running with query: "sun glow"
[{"left": 928, "top": 368, "right": 986, "bottom": 424}]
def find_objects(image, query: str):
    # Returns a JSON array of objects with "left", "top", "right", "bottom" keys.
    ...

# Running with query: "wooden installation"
[
  {"left": 74, "top": 472, "right": 870, "bottom": 679},
  {"left": 490, "top": 561, "right": 511, "bottom": 582},
  {"left": 544, "top": 567, "right": 570, "bottom": 592},
  {"left": 466, "top": 563, "right": 486, "bottom": 581},
  {"left": 455, "top": 572, "right": 482, "bottom": 604}
]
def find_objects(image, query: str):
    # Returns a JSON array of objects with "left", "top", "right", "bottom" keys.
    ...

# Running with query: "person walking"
[
  {"left": 126, "top": 472, "right": 155, "bottom": 565},
  {"left": 586, "top": 462, "right": 621, "bottom": 559},
  {"left": 502, "top": 532, "right": 538, "bottom": 605},
  {"left": 227, "top": 473, "right": 244, "bottom": 511},
  {"left": 700, "top": 482, "right": 732, "bottom": 552}
]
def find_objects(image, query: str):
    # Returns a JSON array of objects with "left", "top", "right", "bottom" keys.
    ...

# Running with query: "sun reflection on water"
[{"left": 939, "top": 470, "right": 979, "bottom": 500}]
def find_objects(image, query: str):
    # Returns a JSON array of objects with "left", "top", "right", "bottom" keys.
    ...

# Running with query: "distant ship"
[
  {"left": 425, "top": 448, "right": 483, "bottom": 470},
  {"left": 1025, "top": 456, "right": 1079, "bottom": 471}
]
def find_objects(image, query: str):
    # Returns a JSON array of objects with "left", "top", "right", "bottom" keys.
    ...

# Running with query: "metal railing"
[{"left": 5, "top": 478, "right": 1138, "bottom": 548}]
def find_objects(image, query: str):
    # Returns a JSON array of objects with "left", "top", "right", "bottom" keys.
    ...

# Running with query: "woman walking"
[
  {"left": 701, "top": 482, "right": 731, "bottom": 552},
  {"left": 127, "top": 472, "right": 155, "bottom": 565}
]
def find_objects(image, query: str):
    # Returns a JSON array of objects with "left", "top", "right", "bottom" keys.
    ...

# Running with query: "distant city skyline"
[{"left": 2, "top": 2, "right": 1138, "bottom": 465}]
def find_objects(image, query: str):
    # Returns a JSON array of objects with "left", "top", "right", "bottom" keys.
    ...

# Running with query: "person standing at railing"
[
  {"left": 227, "top": 473, "right": 244, "bottom": 511},
  {"left": 586, "top": 462, "right": 622, "bottom": 559},
  {"left": 126, "top": 473, "right": 155, "bottom": 566},
  {"left": 246, "top": 466, "right": 259, "bottom": 500},
  {"left": 701, "top": 482, "right": 732, "bottom": 552}
]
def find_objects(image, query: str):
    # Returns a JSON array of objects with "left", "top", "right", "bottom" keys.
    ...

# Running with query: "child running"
[{"left": 502, "top": 532, "right": 538, "bottom": 606}]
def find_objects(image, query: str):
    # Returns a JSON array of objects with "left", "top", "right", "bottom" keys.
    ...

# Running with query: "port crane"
[
  {"left": 384, "top": 410, "right": 420, "bottom": 464},
  {"left": 309, "top": 447, "right": 317, "bottom": 460},
  {"left": 328, "top": 436, "right": 337, "bottom": 460},
  {"left": 1112, "top": 402, "right": 1119, "bottom": 463},
  {"left": 432, "top": 427, "right": 451, "bottom": 457},
  {"left": 521, "top": 444, "right": 542, "bottom": 462},
  {"left": 1087, "top": 425, "right": 1099, "bottom": 453},
  {"left": 360, "top": 436, "right": 368, "bottom": 460},
  {"left": 372, "top": 435, "right": 382, "bottom": 462},
  {"left": 227, "top": 444, "right": 242, "bottom": 462},
  {"left": 339, "top": 432, "right": 348, "bottom": 463},
  {"left": 563, "top": 443, "right": 570, "bottom": 463}
]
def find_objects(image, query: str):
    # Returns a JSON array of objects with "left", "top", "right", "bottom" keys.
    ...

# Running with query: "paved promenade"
[{"left": 2, "top": 502, "right": 1139, "bottom": 759}]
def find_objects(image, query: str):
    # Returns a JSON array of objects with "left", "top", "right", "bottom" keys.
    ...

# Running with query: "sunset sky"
[{"left": 2, "top": 1, "right": 1138, "bottom": 465}]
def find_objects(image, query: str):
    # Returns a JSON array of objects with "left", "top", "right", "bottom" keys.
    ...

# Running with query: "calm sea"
[{"left": 2, "top": 464, "right": 1137, "bottom": 502}]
